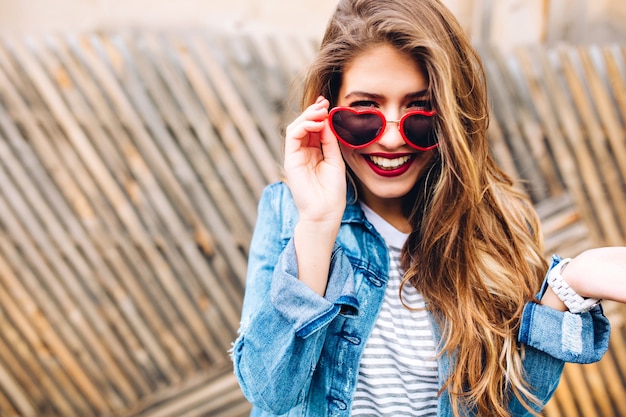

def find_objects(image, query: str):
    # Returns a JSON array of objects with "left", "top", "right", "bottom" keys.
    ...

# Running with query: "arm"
[
  {"left": 560, "top": 247, "right": 626, "bottom": 303},
  {"left": 232, "top": 98, "right": 352, "bottom": 414},
  {"left": 510, "top": 254, "right": 613, "bottom": 415},
  {"left": 525, "top": 246, "right": 625, "bottom": 363},
  {"left": 231, "top": 184, "right": 358, "bottom": 414},
  {"left": 519, "top": 255, "right": 611, "bottom": 363},
  {"left": 284, "top": 96, "right": 346, "bottom": 296},
  {"left": 540, "top": 246, "right": 626, "bottom": 311}
]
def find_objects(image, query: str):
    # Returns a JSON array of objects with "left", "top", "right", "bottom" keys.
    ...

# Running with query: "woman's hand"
[
  {"left": 564, "top": 247, "right": 626, "bottom": 303},
  {"left": 283, "top": 97, "right": 347, "bottom": 296},
  {"left": 284, "top": 97, "right": 346, "bottom": 229},
  {"left": 542, "top": 246, "right": 626, "bottom": 311}
]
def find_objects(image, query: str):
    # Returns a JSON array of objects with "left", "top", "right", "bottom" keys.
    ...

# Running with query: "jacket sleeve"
[
  {"left": 231, "top": 183, "right": 358, "bottom": 414},
  {"left": 518, "top": 255, "right": 611, "bottom": 364},
  {"left": 509, "top": 255, "right": 612, "bottom": 414}
]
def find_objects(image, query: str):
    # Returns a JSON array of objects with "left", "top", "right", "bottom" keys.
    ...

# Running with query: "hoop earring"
[{"left": 346, "top": 170, "right": 359, "bottom": 205}]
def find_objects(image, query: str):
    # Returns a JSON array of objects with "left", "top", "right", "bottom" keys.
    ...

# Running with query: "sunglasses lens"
[
  {"left": 331, "top": 110, "right": 384, "bottom": 147},
  {"left": 402, "top": 114, "right": 437, "bottom": 149}
]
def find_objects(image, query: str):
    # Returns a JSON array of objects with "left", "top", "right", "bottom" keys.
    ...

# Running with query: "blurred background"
[
  {"left": 0, "top": 1, "right": 624, "bottom": 416},
  {"left": 1, "top": 0, "right": 626, "bottom": 48}
]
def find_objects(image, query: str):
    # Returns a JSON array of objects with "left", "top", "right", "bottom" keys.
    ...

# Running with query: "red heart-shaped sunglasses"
[{"left": 328, "top": 107, "right": 438, "bottom": 151}]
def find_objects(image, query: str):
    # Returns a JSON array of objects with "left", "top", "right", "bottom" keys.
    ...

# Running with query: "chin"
[{"left": 359, "top": 176, "right": 418, "bottom": 199}]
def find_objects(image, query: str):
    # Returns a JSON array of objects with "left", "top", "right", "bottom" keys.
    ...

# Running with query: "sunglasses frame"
[{"left": 328, "top": 106, "right": 439, "bottom": 151}]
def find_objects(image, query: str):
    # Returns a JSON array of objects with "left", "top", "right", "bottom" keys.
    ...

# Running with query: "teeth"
[{"left": 369, "top": 155, "right": 412, "bottom": 169}]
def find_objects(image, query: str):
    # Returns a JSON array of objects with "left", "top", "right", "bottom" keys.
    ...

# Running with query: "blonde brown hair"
[{"left": 301, "top": 0, "right": 549, "bottom": 415}]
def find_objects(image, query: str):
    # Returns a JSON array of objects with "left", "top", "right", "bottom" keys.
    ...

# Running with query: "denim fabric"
[
  {"left": 231, "top": 182, "right": 611, "bottom": 417},
  {"left": 518, "top": 255, "right": 611, "bottom": 363}
]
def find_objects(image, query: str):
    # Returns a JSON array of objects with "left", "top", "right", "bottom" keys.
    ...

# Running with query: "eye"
[
  {"left": 407, "top": 99, "right": 432, "bottom": 111},
  {"left": 348, "top": 100, "right": 379, "bottom": 109}
]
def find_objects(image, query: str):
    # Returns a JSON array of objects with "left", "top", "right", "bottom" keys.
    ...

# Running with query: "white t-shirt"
[{"left": 351, "top": 203, "right": 439, "bottom": 416}]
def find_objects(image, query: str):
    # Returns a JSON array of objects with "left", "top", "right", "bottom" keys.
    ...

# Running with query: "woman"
[{"left": 231, "top": 0, "right": 623, "bottom": 415}]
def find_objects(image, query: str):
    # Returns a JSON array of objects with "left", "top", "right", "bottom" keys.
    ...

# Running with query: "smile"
[
  {"left": 369, "top": 155, "right": 412, "bottom": 169},
  {"left": 363, "top": 154, "right": 416, "bottom": 177}
]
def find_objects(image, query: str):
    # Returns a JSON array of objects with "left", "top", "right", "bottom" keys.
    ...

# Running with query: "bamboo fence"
[{"left": 0, "top": 31, "right": 623, "bottom": 416}]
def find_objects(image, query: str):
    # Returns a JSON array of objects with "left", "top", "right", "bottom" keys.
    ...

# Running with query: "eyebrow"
[{"left": 343, "top": 90, "right": 430, "bottom": 100}]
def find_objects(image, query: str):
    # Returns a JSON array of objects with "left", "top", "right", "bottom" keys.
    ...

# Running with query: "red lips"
[{"left": 362, "top": 153, "right": 416, "bottom": 177}]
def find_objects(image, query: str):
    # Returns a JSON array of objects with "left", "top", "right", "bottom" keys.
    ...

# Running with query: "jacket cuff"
[
  {"left": 270, "top": 239, "right": 359, "bottom": 339},
  {"left": 519, "top": 255, "right": 611, "bottom": 363}
]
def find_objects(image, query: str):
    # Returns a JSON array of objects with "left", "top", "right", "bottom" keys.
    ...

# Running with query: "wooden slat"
[
  {"left": 559, "top": 46, "right": 626, "bottom": 242},
  {"left": 480, "top": 46, "right": 551, "bottom": 201},
  {"left": 51, "top": 33, "right": 217, "bottom": 377},
  {"left": 150, "top": 33, "right": 258, "bottom": 234},
  {"left": 579, "top": 47, "right": 626, "bottom": 182},
  {"left": 99, "top": 32, "right": 240, "bottom": 353},
  {"left": 2, "top": 35, "right": 188, "bottom": 384},
  {"left": 604, "top": 46, "right": 626, "bottom": 127},
  {"left": 217, "top": 34, "right": 284, "bottom": 162},
  {"left": 531, "top": 46, "right": 625, "bottom": 243},
  {"left": 487, "top": 112, "right": 522, "bottom": 183},
  {"left": 0, "top": 249, "right": 87, "bottom": 417},
  {"left": 0, "top": 65, "right": 159, "bottom": 409},
  {"left": 514, "top": 47, "right": 608, "bottom": 245},
  {"left": 186, "top": 32, "right": 280, "bottom": 195},
  {"left": 72, "top": 32, "right": 238, "bottom": 363}
]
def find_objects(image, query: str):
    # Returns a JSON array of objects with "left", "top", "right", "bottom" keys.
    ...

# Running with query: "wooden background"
[{"left": 0, "top": 31, "right": 624, "bottom": 416}]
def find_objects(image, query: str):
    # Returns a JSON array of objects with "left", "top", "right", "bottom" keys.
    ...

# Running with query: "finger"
[
  {"left": 284, "top": 120, "right": 326, "bottom": 154},
  {"left": 286, "top": 98, "right": 329, "bottom": 132},
  {"left": 318, "top": 117, "right": 344, "bottom": 167},
  {"left": 285, "top": 99, "right": 330, "bottom": 152}
]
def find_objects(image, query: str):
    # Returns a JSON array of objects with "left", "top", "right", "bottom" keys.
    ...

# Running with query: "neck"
[{"left": 360, "top": 194, "right": 411, "bottom": 233}]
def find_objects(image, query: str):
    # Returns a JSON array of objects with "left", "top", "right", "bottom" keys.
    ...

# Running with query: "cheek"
[
  {"left": 338, "top": 145, "right": 361, "bottom": 170},
  {"left": 423, "top": 152, "right": 437, "bottom": 167}
]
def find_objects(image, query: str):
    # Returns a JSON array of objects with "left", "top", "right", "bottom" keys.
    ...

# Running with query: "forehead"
[{"left": 339, "top": 44, "right": 428, "bottom": 98}]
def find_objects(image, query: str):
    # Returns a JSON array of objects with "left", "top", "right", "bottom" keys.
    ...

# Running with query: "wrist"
[
  {"left": 559, "top": 259, "right": 590, "bottom": 298},
  {"left": 296, "top": 217, "right": 341, "bottom": 239},
  {"left": 541, "top": 286, "right": 568, "bottom": 312},
  {"left": 546, "top": 258, "right": 601, "bottom": 313},
  {"left": 293, "top": 220, "right": 339, "bottom": 297}
]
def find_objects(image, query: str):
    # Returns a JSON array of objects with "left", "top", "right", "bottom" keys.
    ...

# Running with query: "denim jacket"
[{"left": 231, "top": 182, "right": 610, "bottom": 417}]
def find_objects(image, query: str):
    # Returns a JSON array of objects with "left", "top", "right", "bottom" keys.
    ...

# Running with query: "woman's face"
[{"left": 336, "top": 43, "right": 437, "bottom": 213}]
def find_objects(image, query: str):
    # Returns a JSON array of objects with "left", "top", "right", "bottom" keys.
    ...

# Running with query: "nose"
[{"left": 377, "top": 118, "right": 405, "bottom": 148}]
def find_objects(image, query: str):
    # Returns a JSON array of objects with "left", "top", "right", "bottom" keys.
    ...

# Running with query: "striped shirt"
[{"left": 352, "top": 204, "right": 438, "bottom": 416}]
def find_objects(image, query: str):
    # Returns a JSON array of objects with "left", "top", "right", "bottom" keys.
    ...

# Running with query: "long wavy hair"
[{"left": 300, "top": 0, "right": 549, "bottom": 415}]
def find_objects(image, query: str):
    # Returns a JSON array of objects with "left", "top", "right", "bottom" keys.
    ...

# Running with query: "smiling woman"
[{"left": 230, "top": 0, "right": 625, "bottom": 416}]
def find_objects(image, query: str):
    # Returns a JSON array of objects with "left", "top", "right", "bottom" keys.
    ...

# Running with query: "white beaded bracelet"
[{"left": 546, "top": 258, "right": 600, "bottom": 314}]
